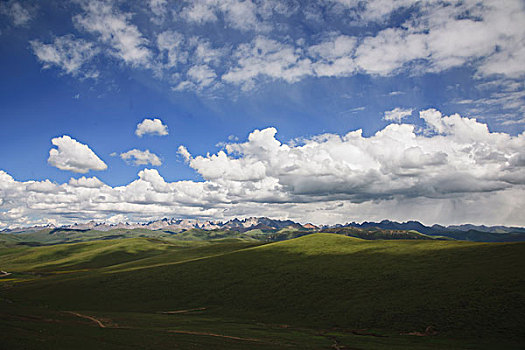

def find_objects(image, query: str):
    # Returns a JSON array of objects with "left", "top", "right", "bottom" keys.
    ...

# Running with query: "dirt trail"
[
  {"left": 65, "top": 311, "right": 106, "bottom": 328},
  {"left": 64, "top": 311, "right": 265, "bottom": 344},
  {"left": 168, "top": 330, "right": 265, "bottom": 343},
  {"left": 401, "top": 326, "right": 438, "bottom": 337},
  {"left": 0, "top": 270, "right": 12, "bottom": 278},
  {"left": 159, "top": 307, "right": 207, "bottom": 314}
]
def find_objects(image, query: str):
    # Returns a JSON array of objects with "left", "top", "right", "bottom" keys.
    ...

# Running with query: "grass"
[
  {"left": 0, "top": 237, "right": 260, "bottom": 273},
  {"left": 1, "top": 233, "right": 524, "bottom": 349},
  {"left": 1, "top": 228, "right": 178, "bottom": 246}
]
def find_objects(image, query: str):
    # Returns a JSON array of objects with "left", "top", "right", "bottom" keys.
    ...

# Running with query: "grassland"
[{"left": 1, "top": 234, "right": 524, "bottom": 349}]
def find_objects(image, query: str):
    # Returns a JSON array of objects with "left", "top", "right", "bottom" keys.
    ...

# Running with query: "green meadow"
[{"left": 1, "top": 233, "right": 524, "bottom": 349}]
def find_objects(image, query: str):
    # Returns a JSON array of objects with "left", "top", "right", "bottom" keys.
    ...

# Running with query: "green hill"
[
  {"left": 1, "top": 234, "right": 524, "bottom": 349},
  {"left": 322, "top": 226, "right": 441, "bottom": 240},
  {"left": 0, "top": 237, "right": 260, "bottom": 273},
  {"left": 1, "top": 228, "right": 171, "bottom": 246}
]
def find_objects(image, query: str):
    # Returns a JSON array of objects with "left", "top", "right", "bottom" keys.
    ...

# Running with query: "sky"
[{"left": 0, "top": 0, "right": 524, "bottom": 228}]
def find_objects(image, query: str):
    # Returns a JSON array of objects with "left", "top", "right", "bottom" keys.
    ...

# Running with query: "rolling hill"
[{"left": 1, "top": 234, "right": 524, "bottom": 349}]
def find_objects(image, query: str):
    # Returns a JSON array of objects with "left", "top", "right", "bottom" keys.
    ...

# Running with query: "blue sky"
[{"left": 0, "top": 0, "right": 524, "bottom": 227}]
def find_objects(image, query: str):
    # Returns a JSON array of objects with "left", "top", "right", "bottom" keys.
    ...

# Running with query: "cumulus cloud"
[
  {"left": 3, "top": 109, "right": 522, "bottom": 228},
  {"left": 30, "top": 35, "right": 99, "bottom": 78},
  {"left": 68, "top": 176, "right": 105, "bottom": 188},
  {"left": 384, "top": 107, "right": 413, "bottom": 122},
  {"left": 120, "top": 149, "right": 162, "bottom": 166},
  {"left": 177, "top": 145, "right": 191, "bottom": 162},
  {"left": 135, "top": 118, "right": 169, "bottom": 137},
  {"left": 25, "top": 179, "right": 61, "bottom": 194},
  {"left": 47, "top": 135, "right": 107, "bottom": 173},
  {"left": 184, "top": 109, "right": 525, "bottom": 205},
  {"left": 0, "top": 168, "right": 228, "bottom": 229}
]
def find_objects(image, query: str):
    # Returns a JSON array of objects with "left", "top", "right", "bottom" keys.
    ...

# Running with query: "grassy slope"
[
  {"left": 0, "top": 237, "right": 260, "bottom": 272},
  {"left": 1, "top": 234, "right": 524, "bottom": 349},
  {"left": 322, "top": 226, "right": 440, "bottom": 240},
  {"left": 1, "top": 228, "right": 179, "bottom": 246}
]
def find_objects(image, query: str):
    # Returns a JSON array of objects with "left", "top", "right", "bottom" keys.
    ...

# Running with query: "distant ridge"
[
  {"left": 2, "top": 217, "right": 525, "bottom": 243},
  {"left": 347, "top": 220, "right": 520, "bottom": 234}
]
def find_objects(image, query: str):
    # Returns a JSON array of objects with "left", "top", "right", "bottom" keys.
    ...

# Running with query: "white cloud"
[
  {"left": 156, "top": 31, "right": 186, "bottom": 68},
  {"left": 329, "top": 0, "right": 417, "bottom": 22},
  {"left": 181, "top": 1, "right": 217, "bottom": 24},
  {"left": 120, "top": 149, "right": 162, "bottom": 166},
  {"left": 389, "top": 91, "right": 404, "bottom": 96},
  {"left": 177, "top": 145, "right": 191, "bottom": 162},
  {"left": 187, "top": 64, "right": 217, "bottom": 88},
  {"left": 0, "top": 1, "right": 33, "bottom": 27},
  {"left": 384, "top": 107, "right": 413, "bottom": 122},
  {"left": 359, "top": 0, "right": 417, "bottom": 22},
  {"left": 135, "top": 118, "right": 168, "bottom": 137},
  {"left": 190, "top": 37, "right": 226, "bottom": 65},
  {"left": 25, "top": 179, "right": 61, "bottom": 194},
  {"left": 68, "top": 176, "right": 105, "bottom": 188},
  {"left": 479, "top": 45, "right": 525, "bottom": 78},
  {"left": 308, "top": 34, "right": 357, "bottom": 77},
  {"left": 181, "top": 0, "right": 267, "bottom": 32},
  {"left": 213, "top": 1, "right": 524, "bottom": 90},
  {"left": 352, "top": 1, "right": 525, "bottom": 78},
  {"left": 23, "top": 0, "right": 525, "bottom": 96},
  {"left": 30, "top": 35, "right": 99, "bottom": 78},
  {"left": 455, "top": 81, "right": 525, "bottom": 124},
  {"left": 74, "top": 0, "right": 152, "bottom": 67},
  {"left": 354, "top": 28, "right": 428, "bottom": 76},
  {"left": 1, "top": 109, "right": 524, "bottom": 228},
  {"left": 184, "top": 109, "right": 525, "bottom": 204},
  {"left": 148, "top": 0, "right": 167, "bottom": 21},
  {"left": 308, "top": 35, "right": 356, "bottom": 60},
  {"left": 258, "top": 0, "right": 299, "bottom": 18},
  {"left": 47, "top": 135, "right": 107, "bottom": 173},
  {"left": 222, "top": 37, "right": 312, "bottom": 90},
  {"left": 327, "top": 0, "right": 525, "bottom": 80},
  {"left": 158, "top": 35, "right": 227, "bottom": 90},
  {"left": 172, "top": 81, "right": 195, "bottom": 92},
  {"left": 224, "top": 0, "right": 267, "bottom": 32},
  {"left": 216, "top": 1, "right": 525, "bottom": 89}
]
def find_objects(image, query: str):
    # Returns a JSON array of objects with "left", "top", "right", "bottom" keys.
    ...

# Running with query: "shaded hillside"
[
  {"left": 322, "top": 227, "right": 440, "bottom": 240},
  {"left": 346, "top": 220, "right": 525, "bottom": 241},
  {"left": 429, "top": 229, "right": 525, "bottom": 242}
]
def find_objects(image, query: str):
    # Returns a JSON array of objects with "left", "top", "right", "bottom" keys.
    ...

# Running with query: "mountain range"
[
  {"left": 1, "top": 217, "right": 312, "bottom": 233},
  {"left": 2, "top": 217, "right": 525, "bottom": 243}
]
